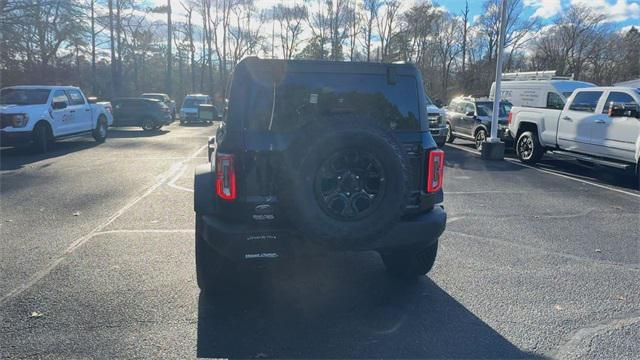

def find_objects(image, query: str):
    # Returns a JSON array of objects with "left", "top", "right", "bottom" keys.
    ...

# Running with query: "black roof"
[{"left": 235, "top": 57, "right": 419, "bottom": 78}]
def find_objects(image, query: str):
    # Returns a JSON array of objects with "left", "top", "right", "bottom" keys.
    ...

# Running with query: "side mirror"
[
  {"left": 52, "top": 101, "right": 67, "bottom": 110},
  {"left": 87, "top": 96, "right": 98, "bottom": 104},
  {"left": 466, "top": 111, "right": 475, "bottom": 117}
]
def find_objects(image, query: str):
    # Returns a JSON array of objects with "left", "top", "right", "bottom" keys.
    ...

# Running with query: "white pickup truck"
[
  {"left": 508, "top": 86, "right": 640, "bottom": 188},
  {"left": 0, "top": 86, "right": 113, "bottom": 152}
]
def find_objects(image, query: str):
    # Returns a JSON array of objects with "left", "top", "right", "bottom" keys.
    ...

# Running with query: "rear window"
[
  {"left": 183, "top": 98, "right": 208, "bottom": 108},
  {"left": 141, "top": 94, "right": 165, "bottom": 102},
  {"left": 248, "top": 73, "right": 421, "bottom": 131}
]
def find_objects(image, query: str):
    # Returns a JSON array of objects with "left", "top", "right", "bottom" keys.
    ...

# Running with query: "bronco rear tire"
[
  {"left": 379, "top": 241, "right": 438, "bottom": 279},
  {"left": 195, "top": 216, "right": 236, "bottom": 291},
  {"left": 281, "top": 120, "right": 410, "bottom": 248}
]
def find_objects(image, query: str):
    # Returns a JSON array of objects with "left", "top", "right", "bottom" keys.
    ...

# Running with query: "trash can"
[{"left": 198, "top": 104, "right": 218, "bottom": 124}]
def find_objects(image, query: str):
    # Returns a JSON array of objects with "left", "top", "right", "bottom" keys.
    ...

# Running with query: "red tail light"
[
  {"left": 215, "top": 153, "right": 236, "bottom": 200},
  {"left": 507, "top": 111, "right": 513, "bottom": 125},
  {"left": 427, "top": 149, "right": 444, "bottom": 193}
]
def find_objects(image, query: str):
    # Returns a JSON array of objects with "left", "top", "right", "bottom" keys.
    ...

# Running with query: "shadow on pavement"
[
  {"left": 178, "top": 122, "right": 215, "bottom": 127},
  {"left": 446, "top": 141, "right": 638, "bottom": 191},
  {"left": 197, "top": 255, "right": 541, "bottom": 359},
  {"left": 0, "top": 140, "right": 100, "bottom": 171},
  {"left": 107, "top": 128, "right": 170, "bottom": 138}
]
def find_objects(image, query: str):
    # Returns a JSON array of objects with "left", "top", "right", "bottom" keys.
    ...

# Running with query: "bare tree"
[
  {"left": 273, "top": 3, "right": 308, "bottom": 60},
  {"left": 360, "top": 0, "right": 381, "bottom": 61},
  {"left": 433, "top": 13, "right": 461, "bottom": 99},
  {"left": 375, "top": 0, "right": 400, "bottom": 61}
]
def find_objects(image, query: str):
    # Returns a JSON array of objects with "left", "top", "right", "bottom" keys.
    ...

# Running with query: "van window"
[
  {"left": 568, "top": 91, "right": 603, "bottom": 113},
  {"left": 602, "top": 92, "right": 638, "bottom": 114},
  {"left": 249, "top": 73, "right": 421, "bottom": 131},
  {"left": 546, "top": 92, "right": 564, "bottom": 110}
]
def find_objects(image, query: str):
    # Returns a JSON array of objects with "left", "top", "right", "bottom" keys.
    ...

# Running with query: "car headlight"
[{"left": 9, "top": 114, "right": 29, "bottom": 128}]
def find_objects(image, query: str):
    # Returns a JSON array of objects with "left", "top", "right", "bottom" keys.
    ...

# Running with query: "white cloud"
[
  {"left": 524, "top": 0, "right": 562, "bottom": 19},
  {"left": 570, "top": 0, "right": 640, "bottom": 23}
]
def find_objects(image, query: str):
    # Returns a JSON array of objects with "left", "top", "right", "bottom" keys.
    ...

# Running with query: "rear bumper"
[
  {"left": 0, "top": 130, "right": 33, "bottom": 146},
  {"left": 199, "top": 206, "right": 447, "bottom": 261}
]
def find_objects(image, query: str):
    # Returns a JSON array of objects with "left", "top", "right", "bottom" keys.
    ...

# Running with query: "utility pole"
[{"left": 482, "top": 0, "right": 507, "bottom": 160}]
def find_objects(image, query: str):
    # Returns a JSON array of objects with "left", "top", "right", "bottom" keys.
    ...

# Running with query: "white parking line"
[
  {"left": 167, "top": 163, "right": 195, "bottom": 193},
  {"left": 94, "top": 229, "right": 194, "bottom": 235},
  {"left": 445, "top": 143, "right": 640, "bottom": 199},
  {"left": 0, "top": 143, "right": 207, "bottom": 306}
]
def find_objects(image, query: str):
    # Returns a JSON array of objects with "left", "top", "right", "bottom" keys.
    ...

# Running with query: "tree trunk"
[
  {"left": 108, "top": 0, "right": 116, "bottom": 98},
  {"left": 166, "top": 0, "right": 172, "bottom": 97}
]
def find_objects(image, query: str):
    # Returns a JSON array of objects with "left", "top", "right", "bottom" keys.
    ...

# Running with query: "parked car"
[
  {"left": 445, "top": 96, "right": 511, "bottom": 151},
  {"left": 0, "top": 86, "right": 112, "bottom": 152},
  {"left": 426, "top": 95, "right": 447, "bottom": 147},
  {"left": 180, "top": 94, "right": 212, "bottom": 124},
  {"left": 111, "top": 98, "right": 172, "bottom": 131},
  {"left": 193, "top": 57, "right": 446, "bottom": 290},
  {"left": 490, "top": 71, "right": 595, "bottom": 110},
  {"left": 509, "top": 87, "right": 640, "bottom": 189},
  {"left": 140, "top": 93, "right": 176, "bottom": 120}
]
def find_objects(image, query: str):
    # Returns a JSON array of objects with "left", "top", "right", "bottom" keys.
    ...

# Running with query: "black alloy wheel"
[{"left": 314, "top": 148, "right": 386, "bottom": 221}]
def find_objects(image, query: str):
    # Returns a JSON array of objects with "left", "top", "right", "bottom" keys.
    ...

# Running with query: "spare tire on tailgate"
[{"left": 280, "top": 119, "right": 410, "bottom": 248}]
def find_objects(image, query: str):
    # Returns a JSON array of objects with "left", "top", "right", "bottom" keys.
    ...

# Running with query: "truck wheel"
[
  {"left": 32, "top": 122, "right": 53, "bottom": 153},
  {"left": 445, "top": 122, "right": 455, "bottom": 143},
  {"left": 516, "top": 131, "right": 544, "bottom": 164},
  {"left": 281, "top": 119, "right": 410, "bottom": 248},
  {"left": 379, "top": 240, "right": 438, "bottom": 279},
  {"left": 142, "top": 118, "right": 155, "bottom": 131},
  {"left": 92, "top": 116, "right": 108, "bottom": 143},
  {"left": 195, "top": 215, "right": 237, "bottom": 291},
  {"left": 475, "top": 129, "right": 487, "bottom": 151}
]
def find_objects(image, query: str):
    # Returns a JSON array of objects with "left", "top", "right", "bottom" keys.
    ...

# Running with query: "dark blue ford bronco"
[{"left": 194, "top": 57, "right": 446, "bottom": 290}]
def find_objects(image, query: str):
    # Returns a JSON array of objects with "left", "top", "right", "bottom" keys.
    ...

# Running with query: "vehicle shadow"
[
  {"left": 444, "top": 142, "right": 524, "bottom": 173},
  {"left": 178, "top": 122, "right": 216, "bottom": 127},
  {"left": 107, "top": 128, "right": 170, "bottom": 138},
  {"left": 534, "top": 156, "right": 638, "bottom": 191},
  {"left": 0, "top": 140, "right": 100, "bottom": 171},
  {"left": 197, "top": 254, "right": 542, "bottom": 359}
]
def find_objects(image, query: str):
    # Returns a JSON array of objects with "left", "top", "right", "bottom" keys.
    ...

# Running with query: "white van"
[
  {"left": 490, "top": 71, "right": 594, "bottom": 110},
  {"left": 180, "top": 94, "right": 212, "bottom": 124}
]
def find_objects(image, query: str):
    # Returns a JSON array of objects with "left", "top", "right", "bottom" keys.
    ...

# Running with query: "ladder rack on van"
[{"left": 501, "top": 71, "right": 573, "bottom": 81}]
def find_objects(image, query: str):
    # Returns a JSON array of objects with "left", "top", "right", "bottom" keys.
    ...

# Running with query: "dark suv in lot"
[
  {"left": 445, "top": 96, "right": 512, "bottom": 151},
  {"left": 194, "top": 58, "right": 447, "bottom": 290},
  {"left": 111, "top": 98, "right": 173, "bottom": 131}
]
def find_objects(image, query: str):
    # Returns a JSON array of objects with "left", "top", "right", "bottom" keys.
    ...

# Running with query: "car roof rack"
[{"left": 501, "top": 70, "right": 573, "bottom": 81}]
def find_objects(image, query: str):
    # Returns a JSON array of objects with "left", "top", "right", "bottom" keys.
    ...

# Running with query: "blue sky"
[{"left": 437, "top": 0, "right": 639, "bottom": 30}]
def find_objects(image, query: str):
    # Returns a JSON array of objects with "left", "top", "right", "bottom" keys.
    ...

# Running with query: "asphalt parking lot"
[{"left": 1, "top": 123, "right": 638, "bottom": 359}]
